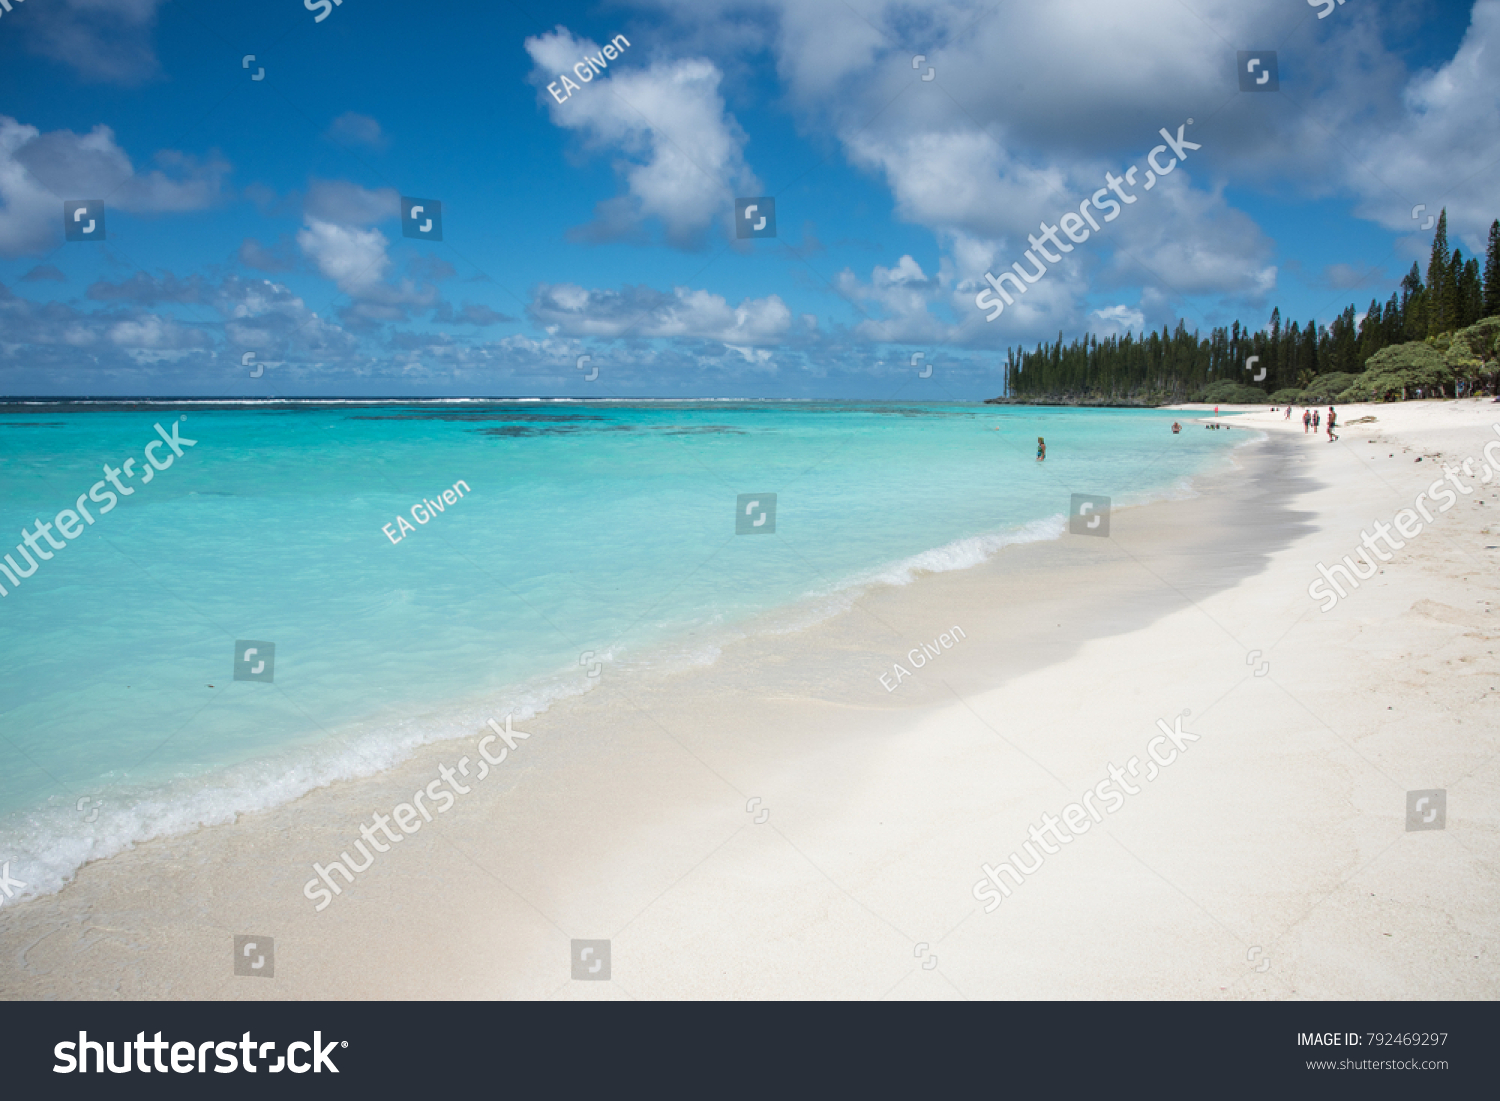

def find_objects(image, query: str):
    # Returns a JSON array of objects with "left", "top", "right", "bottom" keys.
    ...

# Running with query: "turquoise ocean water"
[{"left": 0, "top": 401, "right": 1242, "bottom": 899}]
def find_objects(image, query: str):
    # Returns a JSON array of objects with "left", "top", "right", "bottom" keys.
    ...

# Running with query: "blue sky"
[{"left": 0, "top": 0, "right": 1495, "bottom": 398}]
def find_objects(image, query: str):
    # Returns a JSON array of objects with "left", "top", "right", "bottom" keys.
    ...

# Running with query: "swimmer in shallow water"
[{"left": 1036, "top": 436, "right": 1046, "bottom": 461}]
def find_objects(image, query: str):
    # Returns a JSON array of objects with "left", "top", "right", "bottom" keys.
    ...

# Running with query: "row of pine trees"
[{"left": 1002, "top": 211, "right": 1500, "bottom": 401}]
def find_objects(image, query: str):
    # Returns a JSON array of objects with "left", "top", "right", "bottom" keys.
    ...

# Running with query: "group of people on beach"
[
  {"left": 1269, "top": 404, "right": 1339, "bottom": 441},
  {"left": 1041, "top": 401, "right": 1339, "bottom": 462},
  {"left": 1293, "top": 405, "right": 1338, "bottom": 441}
]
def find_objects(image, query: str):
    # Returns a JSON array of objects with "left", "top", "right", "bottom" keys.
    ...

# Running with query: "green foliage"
[
  {"left": 1363, "top": 341, "right": 1449, "bottom": 374},
  {"left": 1485, "top": 219, "right": 1500, "bottom": 318},
  {"left": 1352, "top": 342, "right": 1453, "bottom": 400},
  {"left": 1269, "top": 388, "right": 1305, "bottom": 403},
  {"left": 1001, "top": 207, "right": 1498, "bottom": 401},
  {"left": 1197, "top": 380, "right": 1271, "bottom": 404},
  {"left": 1445, "top": 316, "right": 1500, "bottom": 379},
  {"left": 1460, "top": 256, "right": 1484, "bottom": 327},
  {"left": 1301, "top": 372, "right": 1358, "bottom": 399},
  {"left": 1402, "top": 262, "right": 1427, "bottom": 340},
  {"left": 1428, "top": 211, "right": 1452, "bottom": 336}
]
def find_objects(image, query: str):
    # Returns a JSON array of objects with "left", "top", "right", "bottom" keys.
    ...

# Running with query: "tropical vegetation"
[{"left": 999, "top": 210, "right": 1500, "bottom": 404}]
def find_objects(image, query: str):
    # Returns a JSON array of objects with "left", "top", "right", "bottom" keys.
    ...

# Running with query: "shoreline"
[
  {"left": 0, "top": 409, "right": 1234, "bottom": 909},
  {"left": 3, "top": 400, "right": 1497, "bottom": 999}
]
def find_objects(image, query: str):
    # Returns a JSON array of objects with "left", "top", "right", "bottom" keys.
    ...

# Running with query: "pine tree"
[
  {"left": 998, "top": 207, "right": 1498, "bottom": 401},
  {"left": 1484, "top": 219, "right": 1500, "bottom": 318},
  {"left": 1401, "top": 262, "right": 1426, "bottom": 340},
  {"left": 1382, "top": 293, "right": 1402, "bottom": 345},
  {"left": 1426, "top": 209, "right": 1451, "bottom": 336},
  {"left": 1460, "top": 256, "right": 1483, "bottom": 327},
  {"left": 1445, "top": 248, "right": 1467, "bottom": 333},
  {"left": 1268, "top": 307, "right": 1281, "bottom": 383},
  {"left": 1358, "top": 298, "right": 1384, "bottom": 362},
  {"left": 1330, "top": 304, "right": 1358, "bottom": 372}
]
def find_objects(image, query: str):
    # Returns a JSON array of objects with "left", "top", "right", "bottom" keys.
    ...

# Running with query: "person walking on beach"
[
  {"left": 1326, "top": 406, "right": 1338, "bottom": 442},
  {"left": 1285, "top": 404, "right": 1292, "bottom": 419},
  {"left": 1313, "top": 410, "right": 1320, "bottom": 430},
  {"left": 1036, "top": 436, "right": 1046, "bottom": 462},
  {"left": 1303, "top": 408, "right": 1311, "bottom": 432}
]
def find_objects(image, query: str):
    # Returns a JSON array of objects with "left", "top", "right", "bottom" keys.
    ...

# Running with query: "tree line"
[{"left": 1001, "top": 210, "right": 1500, "bottom": 403}]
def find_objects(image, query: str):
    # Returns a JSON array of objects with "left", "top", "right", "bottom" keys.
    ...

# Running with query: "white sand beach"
[{"left": 3, "top": 399, "right": 1497, "bottom": 1000}]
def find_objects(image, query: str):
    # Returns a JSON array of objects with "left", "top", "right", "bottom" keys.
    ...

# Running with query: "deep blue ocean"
[{"left": 0, "top": 400, "right": 1242, "bottom": 899}]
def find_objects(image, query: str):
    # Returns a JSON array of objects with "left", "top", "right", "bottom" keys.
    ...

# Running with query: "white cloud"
[
  {"left": 1091, "top": 304, "right": 1146, "bottom": 335},
  {"left": 218, "top": 276, "right": 359, "bottom": 360},
  {"left": 830, "top": 244, "right": 1092, "bottom": 348},
  {"left": 529, "top": 282, "right": 792, "bottom": 343},
  {"left": 843, "top": 124, "right": 1075, "bottom": 244},
  {"left": 297, "top": 218, "right": 391, "bottom": 295},
  {"left": 1342, "top": 0, "right": 1500, "bottom": 253},
  {"left": 1101, "top": 175, "right": 1278, "bottom": 301},
  {"left": 0, "top": 118, "right": 60, "bottom": 256},
  {"left": 637, "top": 0, "right": 1453, "bottom": 334},
  {"left": 293, "top": 215, "right": 438, "bottom": 326},
  {"left": 303, "top": 179, "right": 398, "bottom": 227},
  {"left": 0, "top": 115, "right": 229, "bottom": 257},
  {"left": 837, "top": 90, "right": 1276, "bottom": 331},
  {"left": 524, "top": 27, "right": 758, "bottom": 248},
  {"left": 108, "top": 314, "right": 207, "bottom": 351},
  {"left": 836, "top": 254, "right": 947, "bottom": 343}
]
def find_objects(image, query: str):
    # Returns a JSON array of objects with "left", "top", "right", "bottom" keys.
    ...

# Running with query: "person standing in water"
[
  {"left": 1036, "top": 437, "right": 1046, "bottom": 461},
  {"left": 1171, "top": 421, "right": 1181, "bottom": 434}
]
